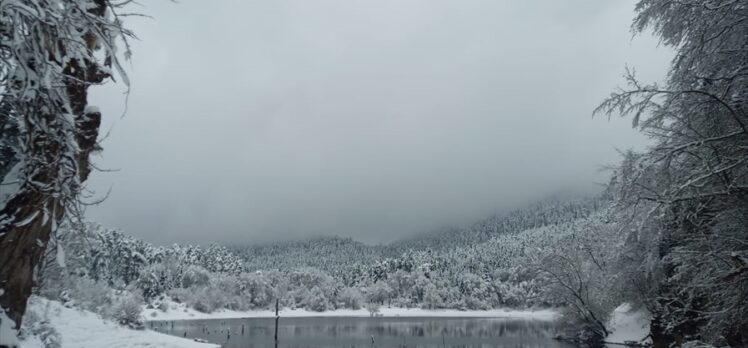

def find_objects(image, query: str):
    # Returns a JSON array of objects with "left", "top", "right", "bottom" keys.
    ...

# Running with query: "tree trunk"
[
  {"left": 0, "top": 0, "right": 107, "bottom": 335},
  {"left": 0, "top": 193, "right": 64, "bottom": 328}
]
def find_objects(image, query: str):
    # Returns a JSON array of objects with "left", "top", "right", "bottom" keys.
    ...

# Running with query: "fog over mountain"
[{"left": 86, "top": 0, "right": 673, "bottom": 245}]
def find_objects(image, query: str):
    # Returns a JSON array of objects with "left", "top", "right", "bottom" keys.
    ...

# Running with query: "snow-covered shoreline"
[
  {"left": 20, "top": 297, "right": 217, "bottom": 348},
  {"left": 143, "top": 301, "right": 559, "bottom": 322},
  {"left": 605, "top": 303, "right": 651, "bottom": 346}
]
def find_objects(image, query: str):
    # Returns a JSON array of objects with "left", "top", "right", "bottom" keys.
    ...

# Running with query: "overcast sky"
[{"left": 86, "top": 0, "right": 673, "bottom": 246}]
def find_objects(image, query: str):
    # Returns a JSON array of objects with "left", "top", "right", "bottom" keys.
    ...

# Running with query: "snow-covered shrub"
[
  {"left": 166, "top": 270, "right": 253, "bottom": 313},
  {"left": 302, "top": 287, "right": 330, "bottom": 312},
  {"left": 109, "top": 292, "right": 144, "bottom": 329},
  {"left": 166, "top": 288, "right": 191, "bottom": 305},
  {"left": 238, "top": 272, "right": 275, "bottom": 309},
  {"left": 189, "top": 287, "right": 224, "bottom": 314},
  {"left": 169, "top": 282, "right": 237, "bottom": 314},
  {"left": 365, "top": 282, "right": 392, "bottom": 305},
  {"left": 420, "top": 283, "right": 443, "bottom": 310},
  {"left": 18, "top": 306, "right": 62, "bottom": 348},
  {"left": 32, "top": 321, "right": 61, "bottom": 348},
  {"left": 337, "top": 287, "right": 364, "bottom": 309},
  {"left": 157, "top": 301, "right": 169, "bottom": 312},
  {"left": 286, "top": 267, "right": 336, "bottom": 311},
  {"left": 164, "top": 285, "right": 206, "bottom": 311},
  {"left": 213, "top": 273, "right": 254, "bottom": 311},
  {"left": 67, "top": 277, "right": 112, "bottom": 313},
  {"left": 366, "top": 302, "right": 381, "bottom": 317}
]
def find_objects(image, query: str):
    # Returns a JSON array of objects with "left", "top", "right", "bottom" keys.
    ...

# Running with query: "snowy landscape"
[
  {"left": 1, "top": 0, "right": 747, "bottom": 347},
  {"left": 1, "top": 193, "right": 673, "bottom": 346}
]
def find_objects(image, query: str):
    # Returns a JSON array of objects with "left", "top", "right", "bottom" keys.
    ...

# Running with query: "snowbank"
[
  {"left": 605, "top": 303, "right": 651, "bottom": 346},
  {"left": 19, "top": 297, "right": 217, "bottom": 348},
  {"left": 144, "top": 300, "right": 559, "bottom": 322},
  {"left": 1, "top": 309, "right": 20, "bottom": 348}
]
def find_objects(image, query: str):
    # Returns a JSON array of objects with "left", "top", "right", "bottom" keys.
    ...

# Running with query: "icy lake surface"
[{"left": 151, "top": 316, "right": 578, "bottom": 348}]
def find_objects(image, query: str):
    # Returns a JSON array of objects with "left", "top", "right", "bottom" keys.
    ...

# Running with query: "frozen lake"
[{"left": 151, "top": 316, "right": 578, "bottom": 348}]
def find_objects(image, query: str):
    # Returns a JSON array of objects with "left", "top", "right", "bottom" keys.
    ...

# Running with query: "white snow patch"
[
  {"left": 55, "top": 244, "right": 66, "bottom": 268},
  {"left": 19, "top": 297, "right": 217, "bottom": 348},
  {"left": 0, "top": 162, "right": 22, "bottom": 211},
  {"left": 605, "top": 303, "right": 651, "bottom": 346},
  {"left": 144, "top": 300, "right": 559, "bottom": 322},
  {"left": 83, "top": 105, "right": 100, "bottom": 114},
  {"left": 16, "top": 335, "right": 41, "bottom": 348},
  {"left": 1, "top": 309, "right": 20, "bottom": 348}
]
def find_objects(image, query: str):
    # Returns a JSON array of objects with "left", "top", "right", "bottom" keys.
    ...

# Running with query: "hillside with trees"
[{"left": 27, "top": 194, "right": 608, "bottom": 317}]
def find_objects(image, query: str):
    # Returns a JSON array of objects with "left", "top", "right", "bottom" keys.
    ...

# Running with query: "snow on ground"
[
  {"left": 605, "top": 303, "right": 651, "bottom": 346},
  {"left": 18, "top": 297, "right": 217, "bottom": 348},
  {"left": 144, "top": 300, "right": 558, "bottom": 322},
  {"left": 1, "top": 309, "right": 20, "bottom": 348}
]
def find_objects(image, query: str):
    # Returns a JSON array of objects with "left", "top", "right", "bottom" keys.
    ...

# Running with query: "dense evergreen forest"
[{"left": 40, "top": 194, "right": 606, "bottom": 313}]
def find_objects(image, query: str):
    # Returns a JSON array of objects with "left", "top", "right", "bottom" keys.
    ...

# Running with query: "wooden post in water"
[{"left": 274, "top": 299, "right": 279, "bottom": 344}]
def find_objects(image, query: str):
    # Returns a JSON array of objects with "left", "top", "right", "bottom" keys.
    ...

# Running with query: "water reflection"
[{"left": 151, "top": 316, "right": 579, "bottom": 348}]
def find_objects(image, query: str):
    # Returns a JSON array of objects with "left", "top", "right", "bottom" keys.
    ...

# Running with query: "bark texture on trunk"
[{"left": 0, "top": 0, "right": 107, "bottom": 336}]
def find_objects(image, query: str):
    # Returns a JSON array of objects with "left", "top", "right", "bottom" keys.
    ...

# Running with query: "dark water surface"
[{"left": 150, "top": 316, "right": 579, "bottom": 348}]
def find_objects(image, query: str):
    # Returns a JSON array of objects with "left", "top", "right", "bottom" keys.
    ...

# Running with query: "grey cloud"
[{"left": 86, "top": 0, "right": 673, "bottom": 245}]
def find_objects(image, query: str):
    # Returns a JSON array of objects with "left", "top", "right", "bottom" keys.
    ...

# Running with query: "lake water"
[{"left": 150, "top": 316, "right": 579, "bottom": 348}]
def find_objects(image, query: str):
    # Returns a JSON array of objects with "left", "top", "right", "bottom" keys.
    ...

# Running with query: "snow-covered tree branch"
[{"left": 0, "top": 0, "right": 136, "bottom": 343}]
